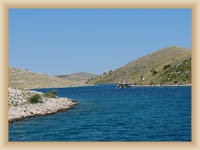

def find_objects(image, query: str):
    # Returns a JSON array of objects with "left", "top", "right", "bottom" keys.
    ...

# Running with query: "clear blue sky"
[{"left": 9, "top": 9, "right": 191, "bottom": 75}]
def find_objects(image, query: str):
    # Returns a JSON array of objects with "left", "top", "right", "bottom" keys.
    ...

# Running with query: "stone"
[{"left": 8, "top": 88, "right": 76, "bottom": 122}]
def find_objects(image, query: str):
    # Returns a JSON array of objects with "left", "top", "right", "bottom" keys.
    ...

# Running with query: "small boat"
[
  {"left": 116, "top": 74, "right": 132, "bottom": 88},
  {"left": 116, "top": 82, "right": 131, "bottom": 88}
]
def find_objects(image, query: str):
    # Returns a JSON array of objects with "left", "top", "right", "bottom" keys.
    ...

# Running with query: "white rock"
[{"left": 8, "top": 88, "right": 76, "bottom": 122}]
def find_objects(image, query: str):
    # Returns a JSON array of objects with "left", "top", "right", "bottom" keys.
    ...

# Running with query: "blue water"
[{"left": 9, "top": 85, "right": 191, "bottom": 141}]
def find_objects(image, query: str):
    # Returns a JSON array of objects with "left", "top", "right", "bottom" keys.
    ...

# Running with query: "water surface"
[{"left": 9, "top": 85, "right": 191, "bottom": 141}]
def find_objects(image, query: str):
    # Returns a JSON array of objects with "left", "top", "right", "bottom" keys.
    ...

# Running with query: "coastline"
[
  {"left": 9, "top": 83, "right": 190, "bottom": 122},
  {"left": 8, "top": 88, "right": 76, "bottom": 123},
  {"left": 23, "top": 83, "right": 191, "bottom": 91},
  {"left": 94, "top": 83, "right": 191, "bottom": 87},
  {"left": 130, "top": 84, "right": 191, "bottom": 87},
  {"left": 25, "top": 84, "right": 95, "bottom": 90}
]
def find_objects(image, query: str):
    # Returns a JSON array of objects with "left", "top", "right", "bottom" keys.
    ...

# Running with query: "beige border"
[{"left": 0, "top": 0, "right": 199, "bottom": 149}]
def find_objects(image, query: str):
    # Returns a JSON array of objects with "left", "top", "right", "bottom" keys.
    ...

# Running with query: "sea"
[{"left": 9, "top": 85, "right": 191, "bottom": 141}]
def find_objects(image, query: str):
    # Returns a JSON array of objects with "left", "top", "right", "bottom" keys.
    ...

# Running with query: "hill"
[
  {"left": 9, "top": 67, "right": 84, "bottom": 89},
  {"left": 154, "top": 57, "right": 191, "bottom": 85},
  {"left": 56, "top": 72, "right": 96, "bottom": 84},
  {"left": 87, "top": 46, "right": 191, "bottom": 85}
]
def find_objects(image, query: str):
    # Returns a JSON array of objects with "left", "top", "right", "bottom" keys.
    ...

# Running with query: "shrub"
[
  {"left": 43, "top": 90, "right": 57, "bottom": 98},
  {"left": 163, "top": 64, "right": 171, "bottom": 70},
  {"left": 150, "top": 82, "right": 154, "bottom": 85},
  {"left": 152, "top": 70, "right": 157, "bottom": 75},
  {"left": 29, "top": 94, "right": 41, "bottom": 104},
  {"left": 151, "top": 68, "right": 157, "bottom": 76}
]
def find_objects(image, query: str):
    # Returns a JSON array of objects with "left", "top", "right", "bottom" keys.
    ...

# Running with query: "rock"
[{"left": 8, "top": 88, "right": 76, "bottom": 122}]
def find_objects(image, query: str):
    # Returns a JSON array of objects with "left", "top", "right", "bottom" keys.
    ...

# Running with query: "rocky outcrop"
[{"left": 8, "top": 88, "right": 76, "bottom": 122}]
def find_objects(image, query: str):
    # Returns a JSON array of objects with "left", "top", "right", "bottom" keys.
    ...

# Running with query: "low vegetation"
[
  {"left": 29, "top": 94, "right": 41, "bottom": 104},
  {"left": 163, "top": 64, "right": 171, "bottom": 70},
  {"left": 87, "top": 46, "right": 191, "bottom": 85},
  {"left": 157, "top": 57, "right": 191, "bottom": 85},
  {"left": 151, "top": 68, "right": 158, "bottom": 76},
  {"left": 43, "top": 90, "right": 57, "bottom": 98}
]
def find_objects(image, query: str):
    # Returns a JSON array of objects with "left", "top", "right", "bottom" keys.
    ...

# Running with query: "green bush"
[
  {"left": 150, "top": 82, "right": 154, "bottom": 85},
  {"left": 29, "top": 94, "right": 41, "bottom": 104},
  {"left": 163, "top": 64, "right": 171, "bottom": 70},
  {"left": 43, "top": 90, "right": 57, "bottom": 98},
  {"left": 151, "top": 68, "right": 158, "bottom": 76},
  {"left": 152, "top": 70, "right": 157, "bottom": 75}
]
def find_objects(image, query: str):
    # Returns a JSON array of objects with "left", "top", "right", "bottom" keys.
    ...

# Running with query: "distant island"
[
  {"left": 87, "top": 46, "right": 191, "bottom": 86},
  {"left": 8, "top": 67, "right": 95, "bottom": 90},
  {"left": 56, "top": 72, "right": 96, "bottom": 85}
]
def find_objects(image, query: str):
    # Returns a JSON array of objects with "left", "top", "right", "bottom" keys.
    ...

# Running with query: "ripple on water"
[{"left": 9, "top": 85, "right": 191, "bottom": 141}]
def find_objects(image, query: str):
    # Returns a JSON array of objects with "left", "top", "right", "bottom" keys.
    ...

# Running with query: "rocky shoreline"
[{"left": 8, "top": 88, "right": 76, "bottom": 123}]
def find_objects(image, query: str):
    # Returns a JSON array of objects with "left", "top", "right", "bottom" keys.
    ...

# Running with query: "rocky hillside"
[
  {"left": 87, "top": 46, "right": 191, "bottom": 85},
  {"left": 56, "top": 72, "right": 96, "bottom": 84},
  {"left": 9, "top": 67, "right": 83, "bottom": 89},
  {"left": 152, "top": 57, "right": 191, "bottom": 85}
]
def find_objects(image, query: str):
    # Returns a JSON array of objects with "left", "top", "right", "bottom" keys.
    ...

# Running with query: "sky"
[{"left": 9, "top": 9, "right": 191, "bottom": 75}]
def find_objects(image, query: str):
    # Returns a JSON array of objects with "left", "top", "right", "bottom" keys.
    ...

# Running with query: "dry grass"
[
  {"left": 88, "top": 46, "right": 191, "bottom": 85},
  {"left": 9, "top": 67, "right": 83, "bottom": 89}
]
